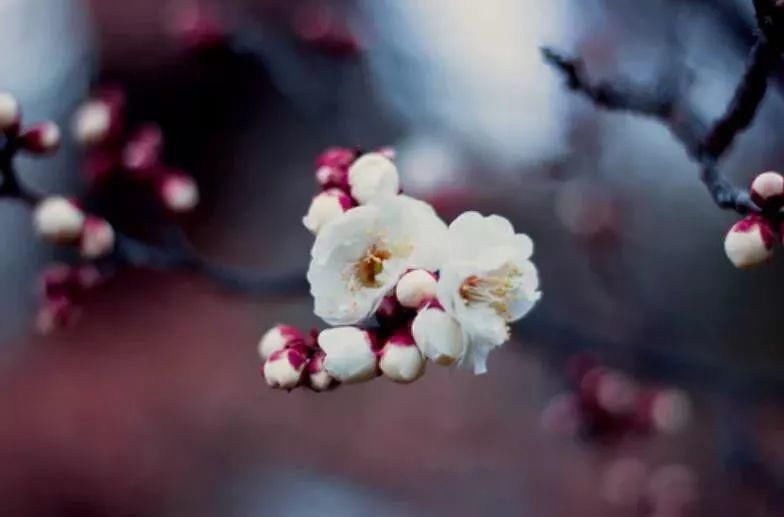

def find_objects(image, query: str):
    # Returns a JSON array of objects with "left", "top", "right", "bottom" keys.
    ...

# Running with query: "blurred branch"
[{"left": 542, "top": 0, "right": 784, "bottom": 216}]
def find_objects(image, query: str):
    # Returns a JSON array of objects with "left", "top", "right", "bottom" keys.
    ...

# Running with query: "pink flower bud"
[
  {"left": 379, "top": 328, "right": 425, "bottom": 383},
  {"left": 159, "top": 173, "right": 199, "bottom": 212},
  {"left": 348, "top": 152, "right": 400, "bottom": 204},
  {"left": 307, "top": 351, "right": 337, "bottom": 392},
  {"left": 20, "top": 122, "right": 61, "bottom": 155},
  {"left": 0, "top": 92, "right": 21, "bottom": 133},
  {"left": 395, "top": 269, "right": 437, "bottom": 309},
  {"left": 72, "top": 100, "right": 113, "bottom": 146},
  {"left": 595, "top": 370, "right": 639, "bottom": 415},
  {"left": 263, "top": 348, "right": 307, "bottom": 390},
  {"left": 724, "top": 215, "right": 775, "bottom": 268},
  {"left": 33, "top": 197, "right": 85, "bottom": 244},
  {"left": 80, "top": 217, "right": 115, "bottom": 259},
  {"left": 302, "top": 188, "right": 354, "bottom": 234},
  {"left": 750, "top": 171, "right": 784, "bottom": 209},
  {"left": 540, "top": 393, "right": 581, "bottom": 436},
  {"left": 315, "top": 165, "right": 350, "bottom": 191},
  {"left": 648, "top": 389, "right": 692, "bottom": 435},
  {"left": 315, "top": 147, "right": 356, "bottom": 169},
  {"left": 257, "top": 324, "right": 304, "bottom": 361},
  {"left": 36, "top": 296, "right": 79, "bottom": 335},
  {"left": 122, "top": 124, "right": 163, "bottom": 173},
  {"left": 601, "top": 457, "right": 649, "bottom": 508},
  {"left": 411, "top": 304, "right": 465, "bottom": 366},
  {"left": 318, "top": 327, "right": 378, "bottom": 383},
  {"left": 376, "top": 146, "right": 396, "bottom": 161}
]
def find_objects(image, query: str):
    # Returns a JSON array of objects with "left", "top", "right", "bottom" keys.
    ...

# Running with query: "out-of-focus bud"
[
  {"left": 540, "top": 393, "right": 581, "bottom": 436},
  {"left": 348, "top": 152, "right": 400, "bottom": 204},
  {"left": 307, "top": 350, "right": 336, "bottom": 392},
  {"left": 36, "top": 296, "right": 79, "bottom": 335},
  {"left": 263, "top": 348, "right": 307, "bottom": 390},
  {"left": 39, "top": 264, "right": 78, "bottom": 300},
  {"left": 122, "top": 124, "right": 163, "bottom": 173},
  {"left": 601, "top": 457, "right": 650, "bottom": 508},
  {"left": 257, "top": 324, "right": 304, "bottom": 362},
  {"left": 395, "top": 269, "right": 437, "bottom": 309},
  {"left": 159, "top": 173, "right": 199, "bottom": 212},
  {"left": 318, "top": 326, "right": 378, "bottom": 383},
  {"left": 316, "top": 147, "right": 356, "bottom": 169},
  {"left": 648, "top": 389, "right": 692, "bottom": 435},
  {"left": 302, "top": 188, "right": 354, "bottom": 234},
  {"left": 0, "top": 92, "right": 21, "bottom": 133},
  {"left": 379, "top": 328, "right": 425, "bottom": 383},
  {"left": 594, "top": 370, "right": 639, "bottom": 415},
  {"left": 80, "top": 217, "right": 115, "bottom": 259},
  {"left": 723, "top": 215, "right": 775, "bottom": 268},
  {"left": 647, "top": 464, "right": 699, "bottom": 514},
  {"left": 20, "top": 122, "right": 61, "bottom": 155},
  {"left": 376, "top": 146, "right": 396, "bottom": 161},
  {"left": 411, "top": 304, "right": 465, "bottom": 366},
  {"left": 72, "top": 100, "right": 112, "bottom": 146},
  {"left": 33, "top": 197, "right": 85, "bottom": 244},
  {"left": 750, "top": 171, "right": 784, "bottom": 209},
  {"left": 168, "top": 1, "right": 226, "bottom": 50}
]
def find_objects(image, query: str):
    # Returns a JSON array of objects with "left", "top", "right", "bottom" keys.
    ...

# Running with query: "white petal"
[{"left": 318, "top": 327, "right": 378, "bottom": 383}]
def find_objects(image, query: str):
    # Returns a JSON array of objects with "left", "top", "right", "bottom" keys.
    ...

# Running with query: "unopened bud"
[
  {"left": 348, "top": 152, "right": 400, "bottom": 204},
  {"left": 307, "top": 351, "right": 336, "bottom": 392},
  {"left": 263, "top": 348, "right": 308, "bottom": 390},
  {"left": 302, "top": 188, "right": 354, "bottom": 234},
  {"left": 316, "top": 147, "right": 356, "bottom": 169},
  {"left": 724, "top": 215, "right": 775, "bottom": 268},
  {"left": 159, "top": 173, "right": 199, "bottom": 212},
  {"left": 80, "top": 217, "right": 115, "bottom": 259},
  {"left": 395, "top": 269, "right": 437, "bottom": 309},
  {"left": 318, "top": 326, "right": 378, "bottom": 383},
  {"left": 379, "top": 329, "right": 425, "bottom": 383},
  {"left": 122, "top": 124, "right": 163, "bottom": 173},
  {"left": 649, "top": 389, "right": 692, "bottom": 435},
  {"left": 257, "top": 324, "right": 304, "bottom": 361},
  {"left": 411, "top": 304, "right": 465, "bottom": 366},
  {"left": 595, "top": 370, "right": 638, "bottom": 415},
  {"left": 72, "top": 100, "right": 112, "bottom": 146},
  {"left": 750, "top": 171, "right": 784, "bottom": 209},
  {"left": 21, "top": 122, "right": 61, "bottom": 154},
  {"left": 36, "top": 296, "right": 79, "bottom": 335},
  {"left": 0, "top": 92, "right": 20, "bottom": 132},
  {"left": 601, "top": 457, "right": 649, "bottom": 508},
  {"left": 33, "top": 197, "right": 85, "bottom": 244}
]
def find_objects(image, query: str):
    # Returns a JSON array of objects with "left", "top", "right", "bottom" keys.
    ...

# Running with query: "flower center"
[
  {"left": 355, "top": 245, "right": 392, "bottom": 288},
  {"left": 459, "top": 265, "right": 523, "bottom": 318}
]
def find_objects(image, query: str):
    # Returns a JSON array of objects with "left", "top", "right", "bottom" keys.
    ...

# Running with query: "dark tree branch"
[{"left": 542, "top": 34, "right": 780, "bottom": 215}]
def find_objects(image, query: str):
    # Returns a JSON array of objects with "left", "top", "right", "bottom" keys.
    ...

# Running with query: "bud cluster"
[
  {"left": 541, "top": 355, "right": 693, "bottom": 442},
  {"left": 260, "top": 146, "right": 542, "bottom": 391},
  {"left": 73, "top": 87, "right": 200, "bottom": 213},
  {"left": 723, "top": 171, "right": 784, "bottom": 268}
]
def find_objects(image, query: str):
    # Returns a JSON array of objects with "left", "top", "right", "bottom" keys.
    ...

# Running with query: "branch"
[{"left": 542, "top": 38, "right": 778, "bottom": 215}]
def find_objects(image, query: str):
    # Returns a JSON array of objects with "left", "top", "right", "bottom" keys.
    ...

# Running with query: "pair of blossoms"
[
  {"left": 0, "top": 90, "right": 199, "bottom": 263},
  {"left": 260, "top": 147, "right": 542, "bottom": 391},
  {"left": 724, "top": 170, "right": 784, "bottom": 268}
]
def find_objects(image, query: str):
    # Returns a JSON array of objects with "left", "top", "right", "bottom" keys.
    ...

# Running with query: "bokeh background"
[{"left": 0, "top": 0, "right": 783, "bottom": 515}]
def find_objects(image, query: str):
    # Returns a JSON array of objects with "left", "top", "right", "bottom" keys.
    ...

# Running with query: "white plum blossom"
[
  {"left": 347, "top": 152, "right": 400, "bottom": 204},
  {"left": 411, "top": 304, "right": 465, "bottom": 366},
  {"left": 318, "top": 327, "right": 378, "bottom": 383},
  {"left": 308, "top": 195, "right": 447, "bottom": 326},
  {"left": 437, "top": 212, "right": 540, "bottom": 373}
]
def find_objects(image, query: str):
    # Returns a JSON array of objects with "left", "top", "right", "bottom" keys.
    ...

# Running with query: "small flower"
[
  {"left": 411, "top": 303, "right": 465, "bottom": 366},
  {"left": 307, "top": 350, "right": 336, "bottom": 392},
  {"left": 437, "top": 212, "right": 540, "bottom": 374},
  {"left": 302, "top": 188, "right": 354, "bottom": 234},
  {"left": 159, "top": 172, "right": 200, "bottom": 212},
  {"left": 0, "top": 92, "right": 20, "bottom": 132},
  {"left": 257, "top": 324, "right": 304, "bottom": 362},
  {"left": 318, "top": 327, "right": 378, "bottom": 383},
  {"left": 308, "top": 195, "right": 447, "bottom": 325},
  {"left": 750, "top": 171, "right": 784, "bottom": 209},
  {"left": 347, "top": 152, "right": 400, "bottom": 204},
  {"left": 379, "top": 328, "right": 425, "bottom": 383},
  {"left": 723, "top": 215, "right": 775, "bottom": 268},
  {"left": 263, "top": 347, "right": 308, "bottom": 390},
  {"left": 33, "top": 197, "right": 85, "bottom": 244},
  {"left": 395, "top": 269, "right": 437, "bottom": 309},
  {"left": 72, "top": 100, "right": 112, "bottom": 146},
  {"left": 80, "top": 217, "right": 115, "bottom": 259},
  {"left": 20, "top": 122, "right": 61, "bottom": 155},
  {"left": 122, "top": 124, "right": 163, "bottom": 173}
]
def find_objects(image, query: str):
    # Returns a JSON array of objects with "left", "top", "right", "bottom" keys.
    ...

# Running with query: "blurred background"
[{"left": 0, "top": 0, "right": 783, "bottom": 515}]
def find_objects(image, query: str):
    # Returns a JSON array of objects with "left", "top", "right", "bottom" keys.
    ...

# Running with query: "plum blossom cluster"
[
  {"left": 723, "top": 170, "right": 784, "bottom": 269},
  {"left": 259, "top": 147, "right": 541, "bottom": 390},
  {"left": 0, "top": 90, "right": 201, "bottom": 333},
  {"left": 541, "top": 355, "right": 693, "bottom": 442}
]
